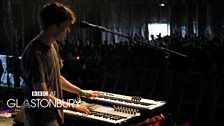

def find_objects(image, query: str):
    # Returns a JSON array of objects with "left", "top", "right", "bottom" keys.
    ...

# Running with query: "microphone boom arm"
[{"left": 81, "top": 21, "right": 187, "bottom": 58}]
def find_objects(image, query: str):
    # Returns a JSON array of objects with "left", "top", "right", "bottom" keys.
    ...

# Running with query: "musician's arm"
[
  {"left": 60, "top": 75, "right": 99, "bottom": 97},
  {"left": 60, "top": 75, "right": 82, "bottom": 94},
  {"left": 32, "top": 82, "right": 73, "bottom": 108},
  {"left": 32, "top": 81, "right": 90, "bottom": 114}
]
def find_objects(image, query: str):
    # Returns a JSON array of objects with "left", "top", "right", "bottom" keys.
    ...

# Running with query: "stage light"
[
  {"left": 75, "top": 56, "right": 81, "bottom": 60},
  {"left": 159, "top": 3, "right": 165, "bottom": 7}
]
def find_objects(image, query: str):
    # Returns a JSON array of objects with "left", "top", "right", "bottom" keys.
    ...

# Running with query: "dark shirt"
[{"left": 21, "top": 38, "right": 63, "bottom": 125}]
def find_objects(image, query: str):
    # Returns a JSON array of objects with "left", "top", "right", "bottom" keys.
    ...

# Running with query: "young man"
[{"left": 21, "top": 2, "right": 99, "bottom": 126}]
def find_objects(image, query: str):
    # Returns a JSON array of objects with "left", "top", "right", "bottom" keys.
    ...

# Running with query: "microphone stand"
[{"left": 81, "top": 21, "right": 187, "bottom": 58}]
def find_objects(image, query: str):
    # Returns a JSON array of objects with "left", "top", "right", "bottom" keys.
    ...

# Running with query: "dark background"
[{"left": 1, "top": 0, "right": 224, "bottom": 125}]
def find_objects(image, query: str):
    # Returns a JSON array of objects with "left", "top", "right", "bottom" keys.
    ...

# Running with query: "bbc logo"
[{"left": 32, "top": 91, "right": 48, "bottom": 96}]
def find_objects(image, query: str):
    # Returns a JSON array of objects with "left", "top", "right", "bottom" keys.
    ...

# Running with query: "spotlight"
[{"left": 159, "top": 3, "right": 165, "bottom": 7}]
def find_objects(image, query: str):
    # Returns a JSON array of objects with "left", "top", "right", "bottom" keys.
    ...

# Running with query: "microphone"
[
  {"left": 80, "top": 21, "right": 97, "bottom": 28},
  {"left": 80, "top": 21, "right": 107, "bottom": 31}
]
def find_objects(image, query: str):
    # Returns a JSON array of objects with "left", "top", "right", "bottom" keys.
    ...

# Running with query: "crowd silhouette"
[{"left": 60, "top": 31, "right": 224, "bottom": 75}]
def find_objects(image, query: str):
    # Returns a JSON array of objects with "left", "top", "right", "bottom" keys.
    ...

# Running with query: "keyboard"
[
  {"left": 83, "top": 91, "right": 166, "bottom": 111},
  {"left": 64, "top": 101, "right": 140, "bottom": 125}
]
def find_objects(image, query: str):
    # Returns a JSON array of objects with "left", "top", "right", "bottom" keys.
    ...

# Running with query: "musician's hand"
[
  {"left": 72, "top": 104, "right": 91, "bottom": 115},
  {"left": 83, "top": 90, "right": 100, "bottom": 97}
]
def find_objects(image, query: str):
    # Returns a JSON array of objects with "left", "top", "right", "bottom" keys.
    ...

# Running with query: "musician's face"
[{"left": 53, "top": 20, "right": 71, "bottom": 41}]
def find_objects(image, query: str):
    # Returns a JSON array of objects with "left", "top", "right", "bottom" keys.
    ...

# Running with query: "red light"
[{"left": 75, "top": 56, "right": 81, "bottom": 60}]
